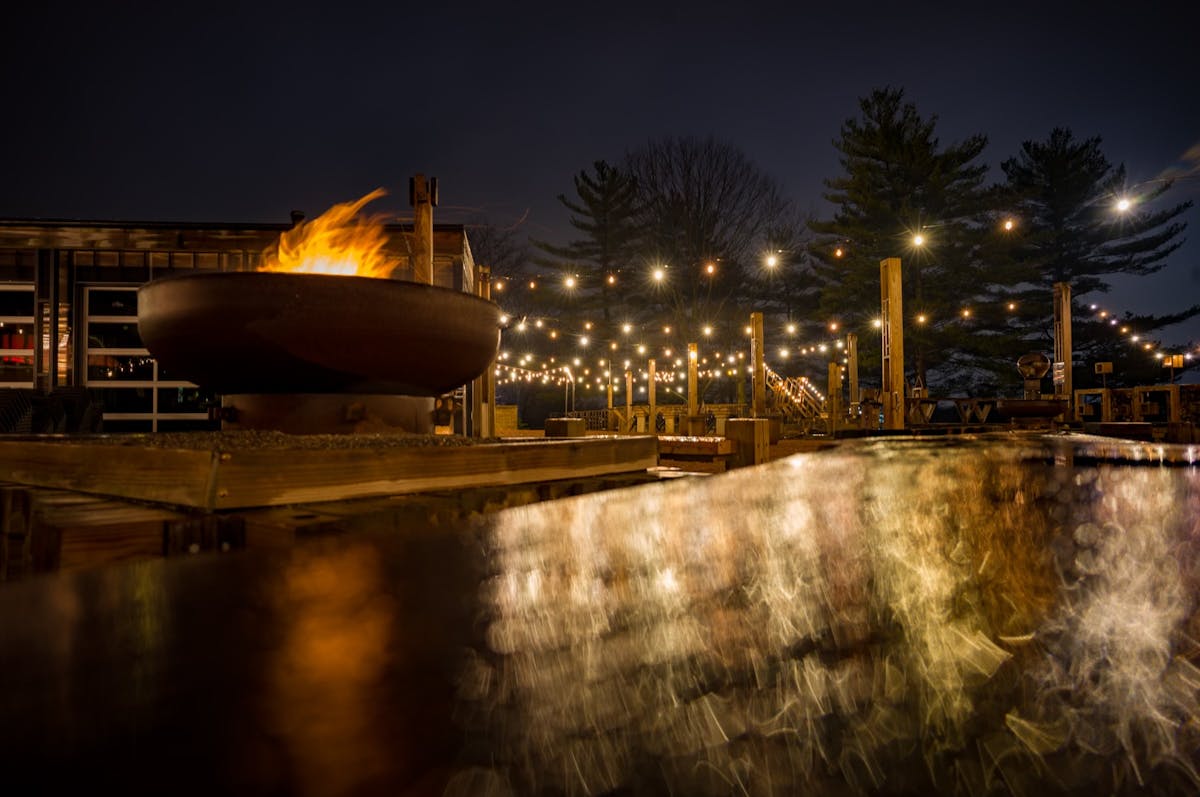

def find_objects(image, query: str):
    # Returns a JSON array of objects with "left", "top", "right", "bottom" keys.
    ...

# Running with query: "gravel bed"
[{"left": 38, "top": 430, "right": 513, "bottom": 451}]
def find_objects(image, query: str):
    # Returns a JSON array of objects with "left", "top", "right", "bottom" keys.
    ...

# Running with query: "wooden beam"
[{"left": 0, "top": 436, "right": 659, "bottom": 511}]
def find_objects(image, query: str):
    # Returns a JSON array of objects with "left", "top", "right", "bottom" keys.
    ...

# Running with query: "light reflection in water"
[{"left": 450, "top": 440, "right": 1200, "bottom": 795}]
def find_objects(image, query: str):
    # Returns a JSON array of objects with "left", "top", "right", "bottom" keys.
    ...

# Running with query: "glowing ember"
[{"left": 257, "top": 188, "right": 401, "bottom": 278}]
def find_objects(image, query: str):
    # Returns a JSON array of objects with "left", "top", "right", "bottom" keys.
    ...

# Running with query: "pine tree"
[
  {"left": 532, "top": 160, "right": 642, "bottom": 326},
  {"left": 999, "top": 128, "right": 1196, "bottom": 386},
  {"left": 809, "top": 87, "right": 998, "bottom": 393}
]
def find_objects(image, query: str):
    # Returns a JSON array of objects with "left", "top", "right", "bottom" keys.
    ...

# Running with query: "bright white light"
[
  {"left": 913, "top": 233, "right": 925, "bottom": 247},
  {"left": 652, "top": 267, "right": 666, "bottom": 282},
  {"left": 1116, "top": 197, "right": 1132, "bottom": 212},
  {"left": 564, "top": 276, "right": 577, "bottom": 289}
]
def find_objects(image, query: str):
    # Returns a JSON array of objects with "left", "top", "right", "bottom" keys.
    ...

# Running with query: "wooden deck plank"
[
  {"left": 0, "top": 439, "right": 215, "bottom": 508},
  {"left": 212, "top": 436, "right": 659, "bottom": 510},
  {"left": 0, "top": 435, "right": 659, "bottom": 511}
]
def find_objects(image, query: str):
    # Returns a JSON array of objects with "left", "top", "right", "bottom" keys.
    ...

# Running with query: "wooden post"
[
  {"left": 827, "top": 360, "right": 842, "bottom": 435},
  {"left": 687, "top": 343, "right": 698, "bottom": 418},
  {"left": 625, "top": 370, "right": 633, "bottom": 434},
  {"left": 410, "top": 174, "right": 435, "bottom": 285},
  {"left": 880, "top": 258, "right": 905, "bottom": 430},
  {"left": 846, "top": 333, "right": 859, "bottom": 407},
  {"left": 1053, "top": 282, "right": 1072, "bottom": 414},
  {"left": 725, "top": 418, "right": 769, "bottom": 469},
  {"left": 606, "top": 370, "right": 615, "bottom": 431},
  {"left": 751, "top": 312, "right": 766, "bottom": 417},
  {"left": 648, "top": 358, "right": 657, "bottom": 434},
  {"left": 472, "top": 265, "right": 494, "bottom": 438}
]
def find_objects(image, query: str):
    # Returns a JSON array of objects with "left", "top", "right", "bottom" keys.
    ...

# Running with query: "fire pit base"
[{"left": 220, "top": 394, "right": 435, "bottom": 435}]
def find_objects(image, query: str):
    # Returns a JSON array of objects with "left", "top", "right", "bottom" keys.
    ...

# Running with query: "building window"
[
  {"left": 83, "top": 285, "right": 215, "bottom": 432},
  {"left": 0, "top": 283, "right": 35, "bottom": 388}
]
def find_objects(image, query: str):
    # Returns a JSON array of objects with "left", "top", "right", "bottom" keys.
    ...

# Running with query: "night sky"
[{"left": 3, "top": 1, "right": 1197, "bottom": 344}]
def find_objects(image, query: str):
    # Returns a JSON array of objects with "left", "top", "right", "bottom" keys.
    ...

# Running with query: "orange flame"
[{"left": 258, "top": 188, "right": 401, "bottom": 279}]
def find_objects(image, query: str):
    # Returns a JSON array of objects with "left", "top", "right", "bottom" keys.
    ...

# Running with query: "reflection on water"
[
  {"left": 451, "top": 439, "right": 1200, "bottom": 795},
  {"left": 264, "top": 544, "right": 395, "bottom": 797}
]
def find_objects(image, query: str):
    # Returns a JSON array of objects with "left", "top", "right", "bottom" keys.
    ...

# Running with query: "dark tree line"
[
  {"left": 809, "top": 87, "right": 1194, "bottom": 393},
  {"left": 473, "top": 87, "right": 1195, "bottom": 403}
]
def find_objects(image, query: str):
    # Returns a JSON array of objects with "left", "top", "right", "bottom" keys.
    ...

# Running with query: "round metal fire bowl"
[{"left": 138, "top": 272, "right": 502, "bottom": 396}]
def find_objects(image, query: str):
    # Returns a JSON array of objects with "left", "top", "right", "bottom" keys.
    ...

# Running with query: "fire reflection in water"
[
  {"left": 450, "top": 441, "right": 1200, "bottom": 795},
  {"left": 264, "top": 542, "right": 396, "bottom": 797}
]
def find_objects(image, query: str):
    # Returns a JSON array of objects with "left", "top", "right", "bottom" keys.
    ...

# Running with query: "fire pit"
[
  {"left": 135, "top": 185, "right": 503, "bottom": 434},
  {"left": 137, "top": 271, "right": 501, "bottom": 396}
]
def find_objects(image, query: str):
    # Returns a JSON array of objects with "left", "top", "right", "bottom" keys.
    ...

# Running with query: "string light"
[{"left": 490, "top": 277, "right": 1189, "bottom": 392}]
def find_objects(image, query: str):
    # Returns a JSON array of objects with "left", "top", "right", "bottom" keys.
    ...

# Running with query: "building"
[{"left": 0, "top": 217, "right": 477, "bottom": 432}]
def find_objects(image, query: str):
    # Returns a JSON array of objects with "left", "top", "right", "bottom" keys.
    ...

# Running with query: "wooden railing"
[
  {"left": 764, "top": 367, "right": 824, "bottom": 423},
  {"left": 567, "top": 403, "right": 748, "bottom": 433}
]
